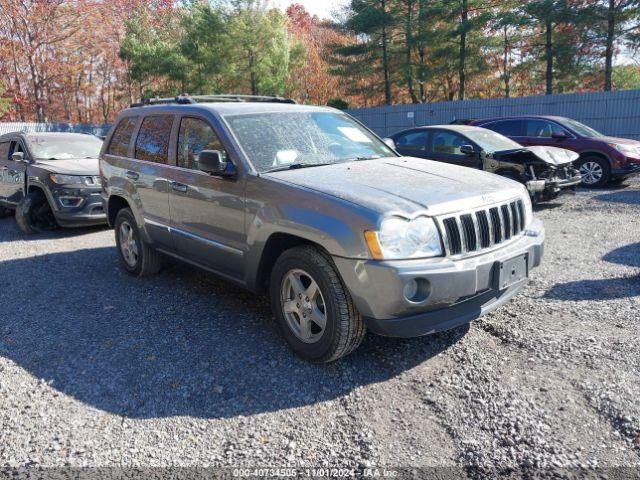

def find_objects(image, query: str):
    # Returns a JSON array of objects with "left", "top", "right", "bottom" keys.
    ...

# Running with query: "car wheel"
[
  {"left": 114, "top": 208, "right": 162, "bottom": 277},
  {"left": 270, "top": 245, "right": 366, "bottom": 363},
  {"left": 15, "top": 191, "right": 58, "bottom": 234},
  {"left": 578, "top": 157, "right": 610, "bottom": 188}
]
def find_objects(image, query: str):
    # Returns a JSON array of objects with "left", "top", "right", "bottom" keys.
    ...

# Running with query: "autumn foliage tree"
[{"left": 1, "top": 0, "right": 639, "bottom": 122}]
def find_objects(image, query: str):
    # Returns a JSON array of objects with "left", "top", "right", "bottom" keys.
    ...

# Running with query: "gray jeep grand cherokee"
[{"left": 101, "top": 95, "right": 545, "bottom": 363}]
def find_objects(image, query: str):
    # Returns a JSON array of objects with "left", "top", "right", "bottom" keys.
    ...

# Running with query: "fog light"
[
  {"left": 59, "top": 196, "right": 83, "bottom": 208},
  {"left": 403, "top": 278, "right": 431, "bottom": 303},
  {"left": 403, "top": 279, "right": 418, "bottom": 301}
]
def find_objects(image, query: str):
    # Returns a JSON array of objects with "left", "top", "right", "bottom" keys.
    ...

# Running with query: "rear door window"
[
  {"left": 135, "top": 115, "right": 174, "bottom": 164},
  {"left": 483, "top": 120, "right": 524, "bottom": 137},
  {"left": 395, "top": 131, "right": 428, "bottom": 151},
  {"left": 0, "top": 142, "right": 10, "bottom": 160},
  {"left": 107, "top": 117, "right": 138, "bottom": 157}
]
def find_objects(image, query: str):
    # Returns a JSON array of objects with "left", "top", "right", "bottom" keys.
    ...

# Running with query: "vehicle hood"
[
  {"left": 266, "top": 157, "right": 526, "bottom": 217},
  {"left": 34, "top": 157, "right": 99, "bottom": 175},
  {"left": 491, "top": 146, "right": 578, "bottom": 166}
]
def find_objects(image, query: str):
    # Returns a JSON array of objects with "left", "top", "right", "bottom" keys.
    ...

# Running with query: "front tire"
[
  {"left": 269, "top": 245, "right": 366, "bottom": 363},
  {"left": 578, "top": 157, "right": 610, "bottom": 188},
  {"left": 114, "top": 208, "right": 162, "bottom": 277},
  {"left": 15, "top": 191, "right": 57, "bottom": 234}
]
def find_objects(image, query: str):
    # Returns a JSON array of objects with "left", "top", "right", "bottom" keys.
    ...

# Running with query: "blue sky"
[{"left": 276, "top": 0, "right": 349, "bottom": 19}]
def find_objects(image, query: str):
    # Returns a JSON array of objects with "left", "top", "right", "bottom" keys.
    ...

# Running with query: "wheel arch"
[
  {"left": 578, "top": 151, "right": 613, "bottom": 167},
  {"left": 253, "top": 233, "right": 330, "bottom": 294},
  {"left": 107, "top": 195, "right": 132, "bottom": 228},
  {"left": 27, "top": 184, "right": 46, "bottom": 195},
  {"left": 494, "top": 168, "right": 524, "bottom": 181}
]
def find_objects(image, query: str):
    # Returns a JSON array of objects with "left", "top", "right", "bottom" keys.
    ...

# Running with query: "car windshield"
[
  {"left": 224, "top": 111, "right": 396, "bottom": 173},
  {"left": 562, "top": 119, "right": 602, "bottom": 138},
  {"left": 462, "top": 128, "right": 523, "bottom": 152},
  {"left": 27, "top": 135, "right": 103, "bottom": 160}
]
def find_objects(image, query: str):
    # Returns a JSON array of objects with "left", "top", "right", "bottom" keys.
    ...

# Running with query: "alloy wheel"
[
  {"left": 119, "top": 221, "right": 139, "bottom": 268},
  {"left": 580, "top": 161, "right": 603, "bottom": 185},
  {"left": 280, "top": 269, "right": 327, "bottom": 344}
]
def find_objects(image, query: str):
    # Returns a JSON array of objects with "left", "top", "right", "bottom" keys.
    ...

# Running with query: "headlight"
[
  {"left": 50, "top": 174, "right": 85, "bottom": 185},
  {"left": 611, "top": 143, "right": 640, "bottom": 158},
  {"left": 365, "top": 216, "right": 443, "bottom": 260}
]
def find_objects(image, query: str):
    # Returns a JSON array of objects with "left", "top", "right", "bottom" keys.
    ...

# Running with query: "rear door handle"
[
  {"left": 170, "top": 181, "right": 188, "bottom": 193},
  {"left": 125, "top": 171, "right": 139, "bottom": 181}
]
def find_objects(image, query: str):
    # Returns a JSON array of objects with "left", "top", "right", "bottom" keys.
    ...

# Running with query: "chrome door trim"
[{"left": 143, "top": 217, "right": 244, "bottom": 257}]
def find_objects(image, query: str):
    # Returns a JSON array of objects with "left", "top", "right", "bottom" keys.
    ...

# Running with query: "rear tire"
[
  {"left": 577, "top": 157, "right": 610, "bottom": 188},
  {"left": 15, "top": 191, "right": 57, "bottom": 234},
  {"left": 114, "top": 208, "right": 162, "bottom": 277},
  {"left": 269, "top": 245, "right": 366, "bottom": 363}
]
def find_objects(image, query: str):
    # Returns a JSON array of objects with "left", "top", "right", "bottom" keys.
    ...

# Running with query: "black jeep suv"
[{"left": 0, "top": 132, "right": 107, "bottom": 233}]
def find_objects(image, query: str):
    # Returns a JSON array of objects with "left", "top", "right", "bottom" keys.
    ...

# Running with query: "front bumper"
[
  {"left": 50, "top": 187, "right": 107, "bottom": 227},
  {"left": 612, "top": 161, "right": 640, "bottom": 179},
  {"left": 333, "top": 219, "right": 545, "bottom": 338},
  {"left": 527, "top": 170, "right": 582, "bottom": 199}
]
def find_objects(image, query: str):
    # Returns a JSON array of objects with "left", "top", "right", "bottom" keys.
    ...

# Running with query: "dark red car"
[{"left": 470, "top": 116, "right": 640, "bottom": 187}]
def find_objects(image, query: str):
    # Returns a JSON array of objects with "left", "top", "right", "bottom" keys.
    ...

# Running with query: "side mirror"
[
  {"left": 198, "top": 150, "right": 236, "bottom": 177},
  {"left": 12, "top": 152, "right": 25, "bottom": 162},
  {"left": 383, "top": 138, "right": 396, "bottom": 150},
  {"left": 460, "top": 144, "right": 476, "bottom": 156},
  {"left": 551, "top": 132, "right": 569, "bottom": 140}
]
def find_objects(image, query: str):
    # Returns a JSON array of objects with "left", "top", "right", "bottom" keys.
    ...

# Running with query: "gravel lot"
[{"left": 0, "top": 179, "right": 639, "bottom": 475}]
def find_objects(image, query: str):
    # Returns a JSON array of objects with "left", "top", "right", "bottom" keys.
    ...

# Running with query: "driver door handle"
[
  {"left": 125, "top": 171, "right": 139, "bottom": 181},
  {"left": 170, "top": 181, "right": 188, "bottom": 193}
]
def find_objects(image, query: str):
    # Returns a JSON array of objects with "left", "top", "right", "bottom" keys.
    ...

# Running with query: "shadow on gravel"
[
  {"left": 0, "top": 247, "right": 467, "bottom": 419},
  {"left": 603, "top": 243, "right": 640, "bottom": 268},
  {"left": 533, "top": 202, "right": 563, "bottom": 212},
  {"left": 544, "top": 276, "right": 640, "bottom": 301},
  {"left": 0, "top": 217, "right": 109, "bottom": 242},
  {"left": 592, "top": 189, "right": 640, "bottom": 206}
]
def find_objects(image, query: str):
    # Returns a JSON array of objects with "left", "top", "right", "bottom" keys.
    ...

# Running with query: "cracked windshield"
[{"left": 225, "top": 111, "right": 395, "bottom": 173}]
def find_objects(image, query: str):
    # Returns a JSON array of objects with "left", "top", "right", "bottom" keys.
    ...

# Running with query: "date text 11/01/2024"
[{"left": 232, "top": 468, "right": 399, "bottom": 477}]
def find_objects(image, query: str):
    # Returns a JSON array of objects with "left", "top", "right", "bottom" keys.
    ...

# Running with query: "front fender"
[
  {"left": 243, "top": 176, "right": 379, "bottom": 288},
  {"left": 26, "top": 175, "right": 58, "bottom": 212}
]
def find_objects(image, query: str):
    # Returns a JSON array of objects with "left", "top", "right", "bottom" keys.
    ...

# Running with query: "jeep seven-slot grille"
[{"left": 439, "top": 200, "right": 526, "bottom": 256}]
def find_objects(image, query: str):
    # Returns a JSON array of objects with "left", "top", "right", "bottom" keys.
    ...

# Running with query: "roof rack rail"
[{"left": 130, "top": 94, "right": 296, "bottom": 108}]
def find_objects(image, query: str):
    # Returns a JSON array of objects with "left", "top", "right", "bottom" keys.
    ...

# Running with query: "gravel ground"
[{"left": 0, "top": 179, "right": 639, "bottom": 475}]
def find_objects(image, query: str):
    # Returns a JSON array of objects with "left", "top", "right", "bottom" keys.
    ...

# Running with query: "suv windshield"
[
  {"left": 562, "top": 119, "right": 602, "bottom": 138},
  {"left": 27, "top": 135, "right": 103, "bottom": 160},
  {"left": 463, "top": 129, "right": 523, "bottom": 152},
  {"left": 224, "top": 111, "right": 395, "bottom": 173}
]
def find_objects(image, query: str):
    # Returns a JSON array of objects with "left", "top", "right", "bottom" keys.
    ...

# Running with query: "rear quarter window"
[
  {"left": 107, "top": 117, "right": 138, "bottom": 157},
  {"left": 135, "top": 115, "right": 174, "bottom": 164}
]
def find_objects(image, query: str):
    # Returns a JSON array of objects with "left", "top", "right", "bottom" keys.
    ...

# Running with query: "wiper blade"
[
  {"left": 342, "top": 155, "right": 383, "bottom": 162},
  {"left": 262, "top": 162, "right": 332, "bottom": 173}
]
